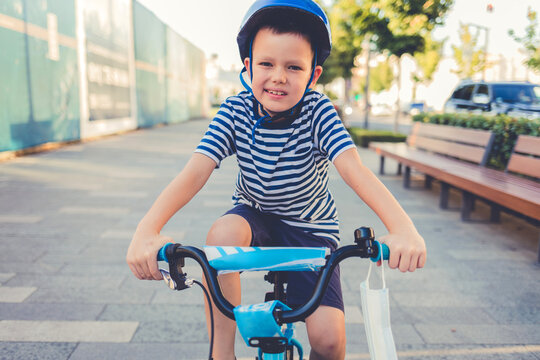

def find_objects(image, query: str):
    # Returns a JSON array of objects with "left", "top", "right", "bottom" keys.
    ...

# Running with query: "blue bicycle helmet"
[{"left": 237, "top": 0, "right": 332, "bottom": 66}]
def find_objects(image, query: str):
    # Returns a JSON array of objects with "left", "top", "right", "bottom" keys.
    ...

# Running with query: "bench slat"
[
  {"left": 370, "top": 142, "right": 540, "bottom": 221},
  {"left": 507, "top": 153, "right": 540, "bottom": 178},
  {"left": 513, "top": 135, "right": 540, "bottom": 157},
  {"left": 413, "top": 135, "right": 487, "bottom": 164},
  {"left": 414, "top": 123, "right": 493, "bottom": 146}
]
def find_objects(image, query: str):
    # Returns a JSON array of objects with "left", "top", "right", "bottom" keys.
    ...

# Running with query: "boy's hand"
[
  {"left": 378, "top": 231, "right": 426, "bottom": 272},
  {"left": 126, "top": 229, "right": 173, "bottom": 281}
]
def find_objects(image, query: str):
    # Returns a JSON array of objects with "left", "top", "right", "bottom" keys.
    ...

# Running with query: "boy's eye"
[
  {"left": 260, "top": 62, "right": 272, "bottom": 67},
  {"left": 289, "top": 65, "right": 302, "bottom": 71}
]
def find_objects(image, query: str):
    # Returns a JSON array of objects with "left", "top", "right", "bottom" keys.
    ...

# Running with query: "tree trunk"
[
  {"left": 393, "top": 57, "right": 401, "bottom": 133},
  {"left": 363, "top": 45, "right": 371, "bottom": 129}
]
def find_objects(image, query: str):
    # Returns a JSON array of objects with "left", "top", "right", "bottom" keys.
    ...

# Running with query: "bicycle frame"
[{"left": 157, "top": 227, "right": 389, "bottom": 359}]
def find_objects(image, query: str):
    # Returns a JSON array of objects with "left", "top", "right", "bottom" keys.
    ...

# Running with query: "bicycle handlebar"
[{"left": 156, "top": 227, "right": 389, "bottom": 323}]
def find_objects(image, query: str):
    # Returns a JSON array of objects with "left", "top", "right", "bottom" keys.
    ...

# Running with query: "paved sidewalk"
[{"left": 0, "top": 119, "right": 539, "bottom": 360}]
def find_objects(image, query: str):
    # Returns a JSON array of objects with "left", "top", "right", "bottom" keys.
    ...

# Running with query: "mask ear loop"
[{"left": 366, "top": 241, "right": 386, "bottom": 290}]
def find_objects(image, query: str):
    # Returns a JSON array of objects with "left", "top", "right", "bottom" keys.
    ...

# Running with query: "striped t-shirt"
[{"left": 195, "top": 90, "right": 356, "bottom": 244}]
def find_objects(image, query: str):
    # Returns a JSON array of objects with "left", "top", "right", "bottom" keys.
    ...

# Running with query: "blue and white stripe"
[
  {"left": 204, "top": 246, "right": 330, "bottom": 274},
  {"left": 196, "top": 91, "right": 356, "bottom": 244}
]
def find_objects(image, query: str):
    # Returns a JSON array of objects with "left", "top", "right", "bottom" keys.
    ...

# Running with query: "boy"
[{"left": 127, "top": 1, "right": 426, "bottom": 359}]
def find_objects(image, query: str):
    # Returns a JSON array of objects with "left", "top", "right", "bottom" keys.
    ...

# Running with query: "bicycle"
[{"left": 156, "top": 226, "right": 389, "bottom": 360}]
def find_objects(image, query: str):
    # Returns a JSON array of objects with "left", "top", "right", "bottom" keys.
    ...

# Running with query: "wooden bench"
[{"left": 369, "top": 123, "right": 540, "bottom": 262}]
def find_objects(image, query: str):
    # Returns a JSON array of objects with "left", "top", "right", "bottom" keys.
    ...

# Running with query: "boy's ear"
[
  {"left": 309, "top": 65, "right": 323, "bottom": 88},
  {"left": 243, "top": 58, "right": 251, "bottom": 77}
]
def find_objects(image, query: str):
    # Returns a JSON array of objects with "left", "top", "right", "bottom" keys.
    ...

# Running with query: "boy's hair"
[{"left": 248, "top": 8, "right": 318, "bottom": 56}]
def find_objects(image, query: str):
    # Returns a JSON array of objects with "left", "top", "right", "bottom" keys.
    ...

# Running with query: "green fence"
[
  {"left": 0, "top": 0, "right": 206, "bottom": 153},
  {"left": 133, "top": 2, "right": 205, "bottom": 128},
  {"left": 0, "top": 0, "right": 80, "bottom": 152}
]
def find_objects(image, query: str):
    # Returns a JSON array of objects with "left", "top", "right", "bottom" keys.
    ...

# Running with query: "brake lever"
[
  {"left": 158, "top": 243, "right": 193, "bottom": 291},
  {"left": 159, "top": 268, "right": 193, "bottom": 290}
]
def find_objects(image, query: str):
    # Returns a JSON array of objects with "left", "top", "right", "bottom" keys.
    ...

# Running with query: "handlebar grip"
[
  {"left": 371, "top": 241, "right": 390, "bottom": 262},
  {"left": 381, "top": 243, "right": 390, "bottom": 260},
  {"left": 157, "top": 242, "right": 174, "bottom": 263}
]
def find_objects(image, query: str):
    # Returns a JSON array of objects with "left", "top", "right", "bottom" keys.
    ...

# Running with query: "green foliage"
[
  {"left": 412, "top": 34, "right": 444, "bottom": 88},
  {"left": 412, "top": 112, "right": 540, "bottom": 169},
  {"left": 356, "top": 60, "right": 395, "bottom": 94},
  {"left": 322, "top": 0, "right": 453, "bottom": 84},
  {"left": 452, "top": 24, "right": 486, "bottom": 79},
  {"left": 347, "top": 128, "right": 407, "bottom": 148},
  {"left": 509, "top": 7, "right": 540, "bottom": 73},
  {"left": 411, "top": 34, "right": 445, "bottom": 100},
  {"left": 318, "top": 0, "right": 366, "bottom": 85},
  {"left": 373, "top": 0, "right": 453, "bottom": 58}
]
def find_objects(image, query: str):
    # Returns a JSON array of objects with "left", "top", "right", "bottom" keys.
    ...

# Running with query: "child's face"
[{"left": 245, "top": 28, "right": 322, "bottom": 117}]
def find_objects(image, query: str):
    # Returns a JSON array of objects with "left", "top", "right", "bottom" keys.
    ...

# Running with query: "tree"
[
  {"left": 323, "top": 0, "right": 453, "bottom": 130},
  {"left": 412, "top": 34, "right": 445, "bottom": 101},
  {"left": 509, "top": 7, "right": 540, "bottom": 73},
  {"left": 372, "top": 0, "right": 453, "bottom": 131},
  {"left": 318, "top": 0, "right": 370, "bottom": 95},
  {"left": 452, "top": 23, "right": 486, "bottom": 79}
]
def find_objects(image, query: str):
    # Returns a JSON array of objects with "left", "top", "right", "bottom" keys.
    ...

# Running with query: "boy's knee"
[
  {"left": 309, "top": 329, "right": 346, "bottom": 359},
  {"left": 307, "top": 306, "right": 346, "bottom": 359},
  {"left": 206, "top": 214, "right": 251, "bottom": 247}
]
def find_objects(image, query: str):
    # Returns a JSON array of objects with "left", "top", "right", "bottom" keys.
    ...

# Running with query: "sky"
[{"left": 137, "top": 0, "right": 539, "bottom": 70}]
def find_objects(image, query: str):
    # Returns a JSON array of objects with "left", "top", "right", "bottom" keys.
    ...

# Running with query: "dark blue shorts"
[{"left": 224, "top": 204, "right": 344, "bottom": 312}]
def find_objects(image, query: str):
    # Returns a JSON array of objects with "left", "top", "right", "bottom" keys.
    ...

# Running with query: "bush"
[
  {"left": 347, "top": 128, "right": 407, "bottom": 148},
  {"left": 412, "top": 112, "right": 540, "bottom": 169}
]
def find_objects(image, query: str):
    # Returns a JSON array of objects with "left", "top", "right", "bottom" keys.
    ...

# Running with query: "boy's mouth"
[{"left": 265, "top": 89, "right": 287, "bottom": 96}]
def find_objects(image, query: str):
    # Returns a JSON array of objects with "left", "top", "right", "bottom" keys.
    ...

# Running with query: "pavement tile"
[
  {"left": 0, "top": 342, "right": 77, "bottom": 360},
  {"left": 0, "top": 262, "right": 63, "bottom": 275},
  {"left": 0, "top": 215, "right": 43, "bottom": 223},
  {"left": 58, "top": 206, "right": 130, "bottom": 215},
  {"left": 5, "top": 274, "right": 124, "bottom": 289},
  {"left": 399, "top": 306, "right": 497, "bottom": 325},
  {"left": 26, "top": 285, "right": 154, "bottom": 305},
  {"left": 345, "top": 323, "right": 424, "bottom": 345},
  {"left": 391, "top": 291, "right": 484, "bottom": 307},
  {"left": 69, "top": 343, "right": 217, "bottom": 360},
  {"left": 0, "top": 303, "right": 105, "bottom": 321},
  {"left": 0, "top": 320, "right": 138, "bottom": 342},
  {"left": 131, "top": 320, "right": 208, "bottom": 343},
  {"left": 414, "top": 324, "right": 540, "bottom": 344},
  {"left": 98, "top": 304, "right": 205, "bottom": 323},
  {"left": 151, "top": 286, "right": 211, "bottom": 305},
  {"left": 58, "top": 263, "right": 131, "bottom": 276},
  {"left": 345, "top": 305, "right": 363, "bottom": 324},
  {"left": 0, "top": 273, "right": 14, "bottom": 284},
  {"left": 378, "top": 344, "right": 540, "bottom": 360},
  {"left": 88, "top": 190, "right": 149, "bottom": 198},
  {"left": 483, "top": 305, "right": 540, "bottom": 324},
  {"left": 0, "top": 286, "right": 36, "bottom": 303}
]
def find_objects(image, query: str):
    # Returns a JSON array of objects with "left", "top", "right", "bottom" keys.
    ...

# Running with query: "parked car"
[
  {"left": 406, "top": 102, "right": 425, "bottom": 116},
  {"left": 444, "top": 81, "right": 540, "bottom": 119}
]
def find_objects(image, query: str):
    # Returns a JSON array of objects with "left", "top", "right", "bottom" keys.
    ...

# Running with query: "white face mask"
[{"left": 360, "top": 257, "right": 398, "bottom": 360}]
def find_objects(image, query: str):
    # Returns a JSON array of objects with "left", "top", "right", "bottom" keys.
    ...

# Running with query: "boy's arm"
[
  {"left": 126, "top": 153, "right": 217, "bottom": 280},
  {"left": 333, "top": 148, "right": 426, "bottom": 272}
]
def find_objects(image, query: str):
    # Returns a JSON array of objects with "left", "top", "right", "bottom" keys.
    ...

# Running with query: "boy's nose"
[{"left": 272, "top": 68, "right": 286, "bottom": 84}]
